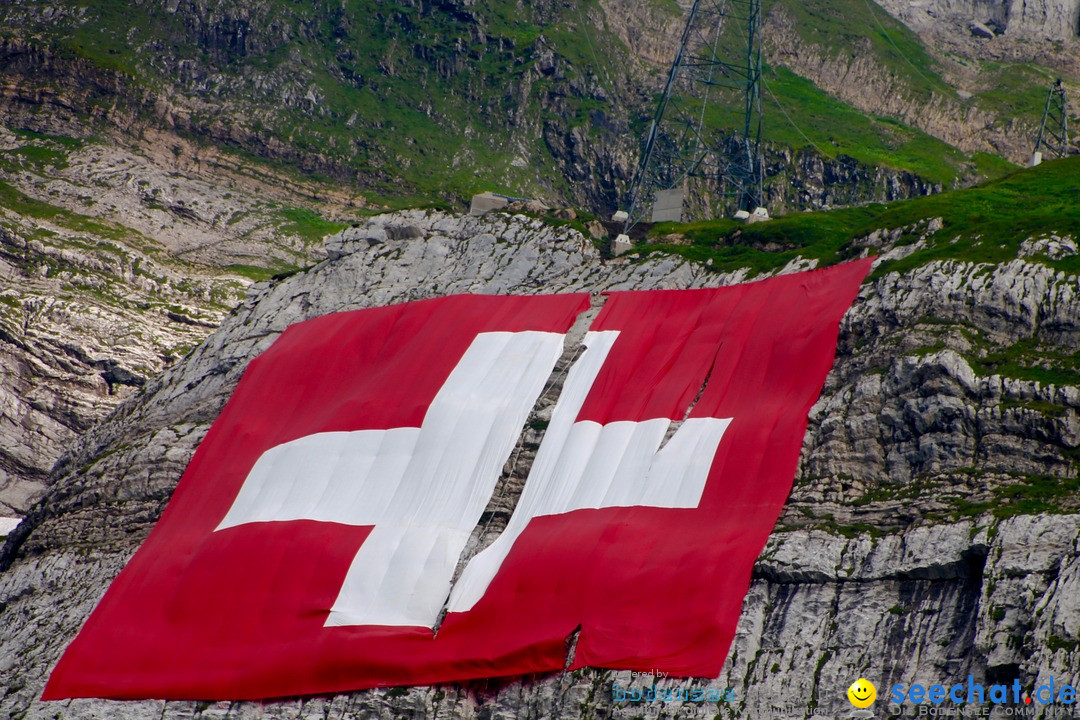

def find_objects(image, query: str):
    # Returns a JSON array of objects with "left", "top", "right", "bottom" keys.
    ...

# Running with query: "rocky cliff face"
[
  {"left": 763, "top": 5, "right": 1059, "bottom": 165},
  {"left": 1, "top": 210, "right": 1076, "bottom": 719},
  {"left": 871, "top": 0, "right": 1080, "bottom": 87},
  {"left": 0, "top": 123, "right": 349, "bottom": 530},
  {"left": 764, "top": 148, "right": 941, "bottom": 209},
  {"left": 875, "top": 0, "right": 1080, "bottom": 42}
]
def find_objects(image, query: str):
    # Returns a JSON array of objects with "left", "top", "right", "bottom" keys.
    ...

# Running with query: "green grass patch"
[
  {"left": 645, "top": 156, "right": 1080, "bottom": 277},
  {"left": 0, "top": 180, "right": 137, "bottom": 242},
  {"left": 647, "top": 203, "right": 884, "bottom": 273},
  {"left": 874, "top": 158, "right": 1080, "bottom": 277},
  {"left": 222, "top": 264, "right": 281, "bottom": 282},
  {"left": 971, "top": 338, "right": 1080, "bottom": 388},
  {"left": 951, "top": 475, "right": 1080, "bottom": 520},
  {"left": 972, "top": 62, "right": 1059, "bottom": 125},
  {"left": 701, "top": 67, "right": 1006, "bottom": 186},
  {"left": 1047, "top": 635, "right": 1078, "bottom": 653},
  {"left": 803, "top": 513, "right": 887, "bottom": 539},
  {"left": 277, "top": 208, "right": 347, "bottom": 245},
  {"left": 10, "top": 128, "right": 88, "bottom": 149},
  {"left": 999, "top": 399, "right": 1071, "bottom": 417},
  {"left": 768, "top": 0, "right": 948, "bottom": 104},
  {"left": 0, "top": 145, "right": 70, "bottom": 171}
]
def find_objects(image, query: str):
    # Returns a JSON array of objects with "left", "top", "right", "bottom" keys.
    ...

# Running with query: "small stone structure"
[
  {"left": 610, "top": 233, "right": 634, "bottom": 256},
  {"left": 469, "top": 192, "right": 511, "bottom": 216},
  {"left": 650, "top": 187, "right": 685, "bottom": 223},
  {"left": 746, "top": 206, "right": 771, "bottom": 224}
]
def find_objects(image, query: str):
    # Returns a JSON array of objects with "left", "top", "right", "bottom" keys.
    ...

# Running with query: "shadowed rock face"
[{"left": 1, "top": 211, "right": 1077, "bottom": 719}]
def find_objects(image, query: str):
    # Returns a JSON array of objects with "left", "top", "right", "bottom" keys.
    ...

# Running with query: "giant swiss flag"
[{"left": 44, "top": 260, "right": 870, "bottom": 700}]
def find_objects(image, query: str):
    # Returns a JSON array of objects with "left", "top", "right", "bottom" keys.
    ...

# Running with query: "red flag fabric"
[{"left": 43, "top": 259, "right": 870, "bottom": 700}]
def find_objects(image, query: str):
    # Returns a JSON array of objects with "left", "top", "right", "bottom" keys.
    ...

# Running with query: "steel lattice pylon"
[
  {"left": 623, "top": 0, "right": 763, "bottom": 231},
  {"left": 1033, "top": 79, "right": 1069, "bottom": 163}
]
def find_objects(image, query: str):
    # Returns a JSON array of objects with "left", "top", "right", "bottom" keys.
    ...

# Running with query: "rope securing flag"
[{"left": 44, "top": 259, "right": 871, "bottom": 700}]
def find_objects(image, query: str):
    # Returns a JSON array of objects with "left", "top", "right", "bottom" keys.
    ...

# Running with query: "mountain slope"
[
  {"left": 648, "top": 155, "right": 1080, "bottom": 277},
  {"left": 1, "top": 163, "right": 1077, "bottom": 714},
  {"left": 1, "top": 0, "right": 1075, "bottom": 539},
  {"left": 0, "top": 2, "right": 1076, "bottom": 716},
  {"left": 1, "top": 0, "right": 1074, "bottom": 214}
]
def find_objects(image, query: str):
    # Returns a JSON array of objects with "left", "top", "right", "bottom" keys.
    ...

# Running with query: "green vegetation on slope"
[
  {"left": 969, "top": 338, "right": 1080, "bottom": 389},
  {"left": 948, "top": 474, "right": 1080, "bottom": 520},
  {"left": 768, "top": 0, "right": 949, "bottom": 103},
  {"left": 701, "top": 67, "right": 1014, "bottom": 186},
  {"left": 972, "top": 61, "right": 1060, "bottom": 125},
  {"left": 0, "top": 180, "right": 137, "bottom": 243},
  {"left": 646, "top": 156, "right": 1080, "bottom": 276},
  {"left": 769, "top": 0, "right": 1072, "bottom": 131},
  {"left": 684, "top": 0, "right": 1024, "bottom": 186},
  {"left": 2, "top": 0, "right": 1061, "bottom": 210},
  {"left": 277, "top": 208, "right": 348, "bottom": 246},
  {"left": 3, "top": 0, "right": 634, "bottom": 204}
]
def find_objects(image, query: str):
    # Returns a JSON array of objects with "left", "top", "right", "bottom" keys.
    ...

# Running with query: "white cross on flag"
[{"left": 45, "top": 260, "right": 870, "bottom": 701}]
